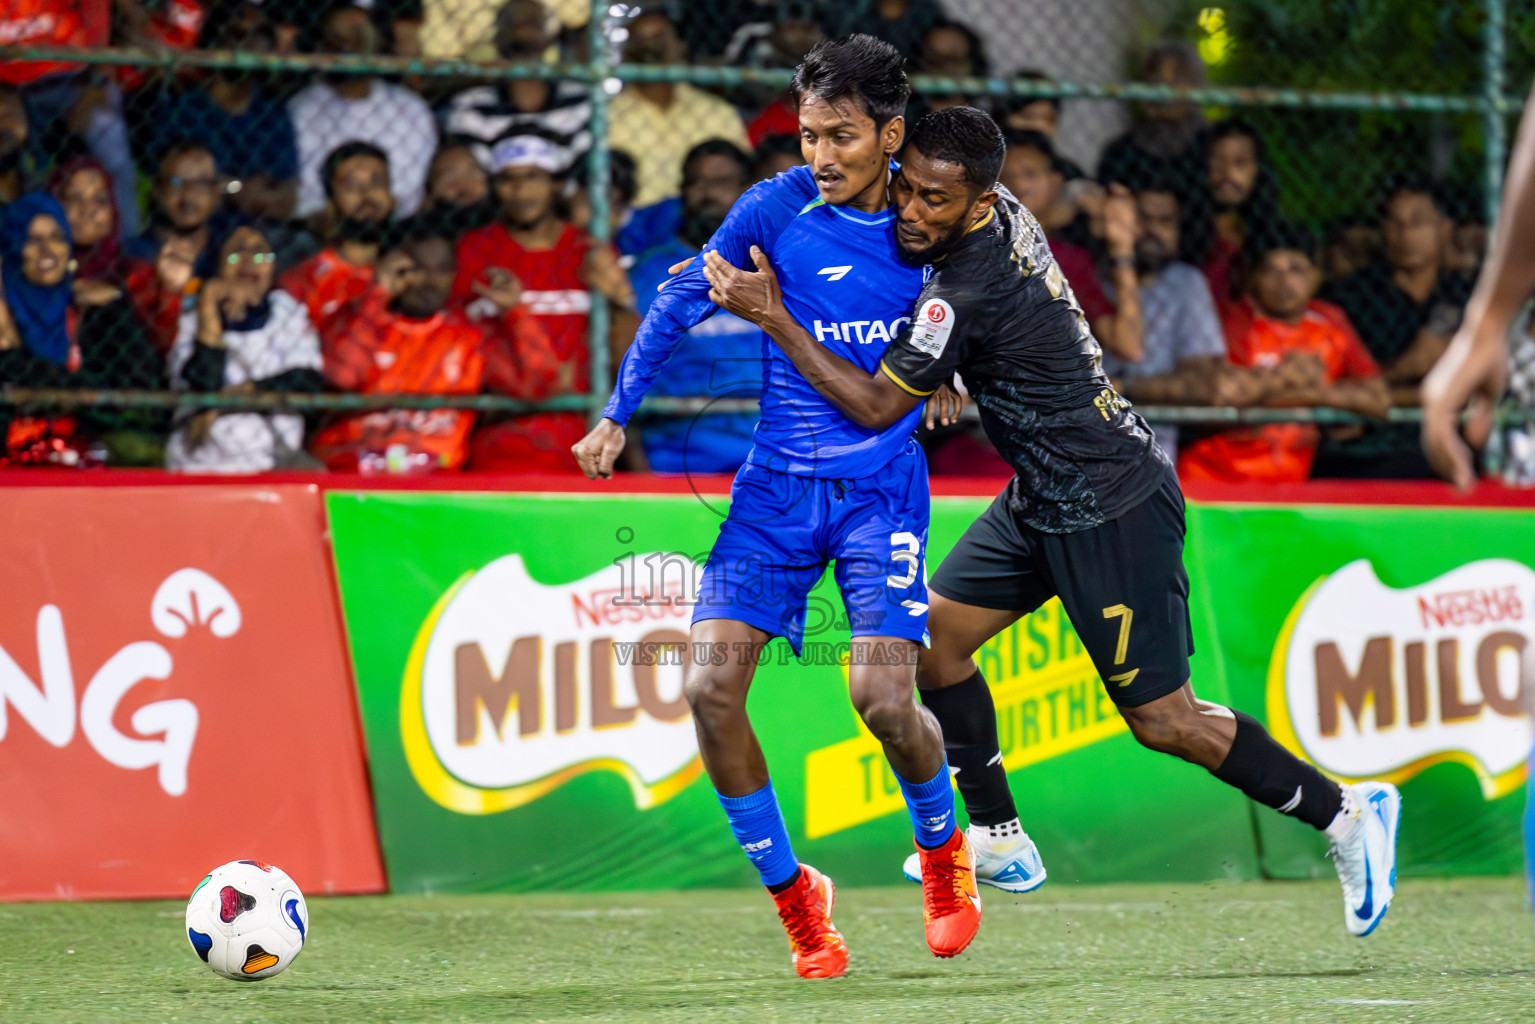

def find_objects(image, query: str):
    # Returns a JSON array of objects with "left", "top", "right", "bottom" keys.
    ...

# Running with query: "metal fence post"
[
  {"left": 585, "top": 0, "right": 613, "bottom": 426},
  {"left": 1484, "top": 0, "right": 1508, "bottom": 228}
]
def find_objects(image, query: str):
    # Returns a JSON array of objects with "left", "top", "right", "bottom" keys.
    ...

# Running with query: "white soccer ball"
[{"left": 184, "top": 860, "right": 309, "bottom": 981}]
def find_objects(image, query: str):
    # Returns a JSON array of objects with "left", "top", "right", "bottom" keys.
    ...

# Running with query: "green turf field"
[{"left": 0, "top": 877, "right": 1529, "bottom": 1024}]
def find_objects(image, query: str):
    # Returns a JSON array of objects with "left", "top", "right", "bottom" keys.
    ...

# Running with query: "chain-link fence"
[{"left": 0, "top": 0, "right": 1526, "bottom": 477}]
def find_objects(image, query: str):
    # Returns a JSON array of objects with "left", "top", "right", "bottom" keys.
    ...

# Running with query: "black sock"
[
  {"left": 766, "top": 866, "right": 802, "bottom": 895},
  {"left": 918, "top": 669, "right": 1018, "bottom": 827},
  {"left": 1212, "top": 710, "right": 1343, "bottom": 831}
]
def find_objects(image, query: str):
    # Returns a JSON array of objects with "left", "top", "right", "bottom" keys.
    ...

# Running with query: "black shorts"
[{"left": 930, "top": 466, "right": 1193, "bottom": 708}]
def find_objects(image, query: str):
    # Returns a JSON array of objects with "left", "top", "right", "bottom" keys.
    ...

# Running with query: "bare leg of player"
[
  {"left": 846, "top": 637, "right": 943, "bottom": 783},
  {"left": 916, "top": 592, "right": 1399, "bottom": 935},
  {"left": 683, "top": 617, "right": 772, "bottom": 797}
]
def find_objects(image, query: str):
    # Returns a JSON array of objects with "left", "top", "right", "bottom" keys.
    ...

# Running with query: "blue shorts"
[{"left": 693, "top": 439, "right": 930, "bottom": 653}]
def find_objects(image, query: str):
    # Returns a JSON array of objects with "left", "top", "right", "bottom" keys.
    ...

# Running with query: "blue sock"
[
  {"left": 717, "top": 782, "right": 801, "bottom": 889},
  {"left": 898, "top": 759, "right": 957, "bottom": 849}
]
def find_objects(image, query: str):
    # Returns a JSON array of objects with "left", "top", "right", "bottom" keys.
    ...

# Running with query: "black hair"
[
  {"left": 918, "top": 18, "right": 989, "bottom": 78},
  {"left": 753, "top": 133, "right": 803, "bottom": 172},
  {"left": 1001, "top": 128, "right": 1058, "bottom": 172},
  {"left": 683, "top": 138, "right": 752, "bottom": 185},
  {"left": 322, "top": 141, "right": 390, "bottom": 198},
  {"left": 607, "top": 149, "right": 638, "bottom": 208},
  {"left": 201, "top": 3, "right": 274, "bottom": 50},
  {"left": 157, "top": 138, "right": 217, "bottom": 176},
  {"left": 906, "top": 106, "right": 1005, "bottom": 192},
  {"left": 1379, "top": 173, "right": 1449, "bottom": 219},
  {"left": 1248, "top": 220, "right": 1317, "bottom": 267},
  {"left": 1132, "top": 172, "right": 1183, "bottom": 208},
  {"left": 790, "top": 34, "right": 910, "bottom": 129},
  {"left": 1205, "top": 117, "right": 1266, "bottom": 162},
  {"left": 1002, "top": 70, "right": 1060, "bottom": 117},
  {"left": 397, "top": 208, "right": 461, "bottom": 247},
  {"left": 1183, "top": 117, "right": 1282, "bottom": 278}
]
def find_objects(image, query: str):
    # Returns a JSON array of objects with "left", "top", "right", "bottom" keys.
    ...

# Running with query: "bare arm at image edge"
[{"left": 1421, "top": 81, "right": 1535, "bottom": 488}]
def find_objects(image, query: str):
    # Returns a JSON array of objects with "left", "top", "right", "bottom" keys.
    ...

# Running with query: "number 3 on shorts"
[
  {"left": 887, "top": 531, "right": 921, "bottom": 589},
  {"left": 1102, "top": 603, "right": 1140, "bottom": 687}
]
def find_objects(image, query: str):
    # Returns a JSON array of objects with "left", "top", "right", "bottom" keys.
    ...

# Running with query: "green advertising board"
[
  {"left": 1185, "top": 500, "right": 1535, "bottom": 880},
  {"left": 325, "top": 489, "right": 1259, "bottom": 894}
]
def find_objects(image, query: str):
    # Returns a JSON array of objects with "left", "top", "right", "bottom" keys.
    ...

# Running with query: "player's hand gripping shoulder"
[
  {"left": 572, "top": 418, "right": 627, "bottom": 479},
  {"left": 702, "top": 247, "right": 790, "bottom": 335}
]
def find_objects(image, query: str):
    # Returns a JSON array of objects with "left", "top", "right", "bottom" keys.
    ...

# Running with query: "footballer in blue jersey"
[
  {"left": 708, "top": 105, "right": 1401, "bottom": 940},
  {"left": 572, "top": 36, "right": 983, "bottom": 975}
]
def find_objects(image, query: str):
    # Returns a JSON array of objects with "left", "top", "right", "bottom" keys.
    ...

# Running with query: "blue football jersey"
[{"left": 603, "top": 164, "right": 928, "bottom": 479}]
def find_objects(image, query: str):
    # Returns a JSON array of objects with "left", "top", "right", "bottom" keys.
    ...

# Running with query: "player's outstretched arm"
[
  {"left": 703, "top": 248, "right": 923, "bottom": 430},
  {"left": 1421, "top": 80, "right": 1535, "bottom": 488}
]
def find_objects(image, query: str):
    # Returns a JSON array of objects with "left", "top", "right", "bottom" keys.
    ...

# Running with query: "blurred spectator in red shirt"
[
  {"left": 1179, "top": 225, "right": 1391, "bottom": 484},
  {"left": 121, "top": 140, "right": 231, "bottom": 354},
  {"left": 455, "top": 134, "right": 635, "bottom": 472},
  {"left": 279, "top": 142, "right": 395, "bottom": 343},
  {"left": 310, "top": 229, "right": 555, "bottom": 472}
]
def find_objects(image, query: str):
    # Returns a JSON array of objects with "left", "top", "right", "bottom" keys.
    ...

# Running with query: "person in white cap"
[{"left": 452, "top": 133, "right": 635, "bottom": 472}]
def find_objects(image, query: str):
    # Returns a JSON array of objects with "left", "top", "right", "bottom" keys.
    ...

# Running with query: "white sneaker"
[
  {"left": 903, "top": 824, "right": 1047, "bottom": 894},
  {"left": 1328, "top": 781, "right": 1401, "bottom": 937}
]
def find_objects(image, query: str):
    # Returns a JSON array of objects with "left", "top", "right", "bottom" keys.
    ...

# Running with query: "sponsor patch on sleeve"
[{"left": 908, "top": 298, "right": 955, "bottom": 359}]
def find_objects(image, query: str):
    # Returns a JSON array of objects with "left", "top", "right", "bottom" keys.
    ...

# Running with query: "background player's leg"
[
  {"left": 915, "top": 594, "right": 1025, "bottom": 829},
  {"left": 1118, "top": 682, "right": 1346, "bottom": 830}
]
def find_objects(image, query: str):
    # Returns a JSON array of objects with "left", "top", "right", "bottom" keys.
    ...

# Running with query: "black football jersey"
[{"left": 880, "top": 188, "right": 1171, "bottom": 533}]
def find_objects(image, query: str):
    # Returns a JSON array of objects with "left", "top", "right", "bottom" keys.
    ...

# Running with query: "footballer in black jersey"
[{"left": 702, "top": 105, "right": 1398, "bottom": 936}]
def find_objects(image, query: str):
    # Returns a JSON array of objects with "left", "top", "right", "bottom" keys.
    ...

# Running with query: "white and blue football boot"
[
  {"left": 903, "top": 823, "right": 1047, "bottom": 894},
  {"left": 1328, "top": 781, "right": 1401, "bottom": 937}
]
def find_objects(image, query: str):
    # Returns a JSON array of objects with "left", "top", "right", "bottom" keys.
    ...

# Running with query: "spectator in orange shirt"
[
  {"left": 310, "top": 227, "right": 556, "bottom": 473},
  {"left": 278, "top": 141, "right": 396, "bottom": 344},
  {"left": 454, "top": 134, "right": 635, "bottom": 473},
  {"left": 1179, "top": 225, "right": 1391, "bottom": 484}
]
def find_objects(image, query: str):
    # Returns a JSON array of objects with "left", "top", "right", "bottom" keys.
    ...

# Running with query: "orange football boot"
[
  {"left": 770, "top": 864, "right": 849, "bottom": 978},
  {"left": 917, "top": 828, "right": 982, "bottom": 957}
]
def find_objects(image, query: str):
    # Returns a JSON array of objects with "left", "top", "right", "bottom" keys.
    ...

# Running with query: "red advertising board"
[{"left": 0, "top": 484, "right": 385, "bottom": 900}]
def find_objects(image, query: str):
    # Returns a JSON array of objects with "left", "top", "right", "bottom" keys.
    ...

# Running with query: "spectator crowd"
[{"left": 0, "top": 0, "right": 1490, "bottom": 482}]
